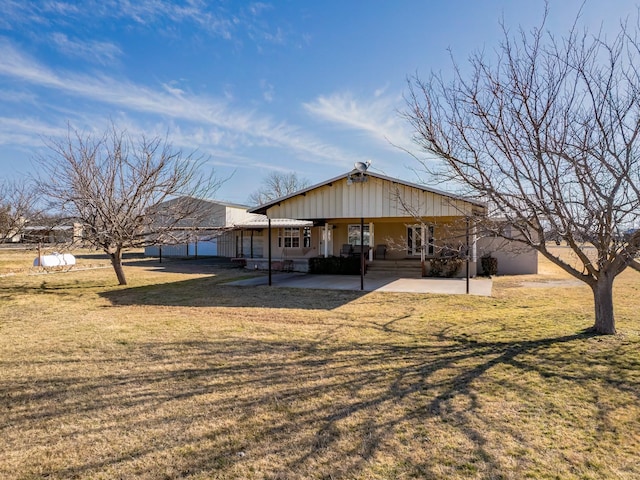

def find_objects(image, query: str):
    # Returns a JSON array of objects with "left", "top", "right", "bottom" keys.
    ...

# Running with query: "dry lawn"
[{"left": 0, "top": 247, "right": 639, "bottom": 479}]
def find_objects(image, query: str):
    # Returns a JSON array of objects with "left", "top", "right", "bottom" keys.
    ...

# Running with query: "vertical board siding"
[{"left": 265, "top": 176, "right": 481, "bottom": 219}]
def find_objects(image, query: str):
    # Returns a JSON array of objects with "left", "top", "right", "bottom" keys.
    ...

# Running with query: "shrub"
[
  {"left": 427, "top": 257, "right": 463, "bottom": 277},
  {"left": 480, "top": 254, "right": 498, "bottom": 276},
  {"left": 308, "top": 256, "right": 364, "bottom": 275}
]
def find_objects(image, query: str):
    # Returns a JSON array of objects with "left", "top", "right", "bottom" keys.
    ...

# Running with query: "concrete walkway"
[{"left": 226, "top": 272, "right": 493, "bottom": 296}]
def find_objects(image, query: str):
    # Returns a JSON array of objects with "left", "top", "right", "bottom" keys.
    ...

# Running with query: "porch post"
[
  {"left": 466, "top": 217, "right": 470, "bottom": 295},
  {"left": 369, "top": 222, "right": 374, "bottom": 261},
  {"left": 420, "top": 222, "right": 426, "bottom": 277},
  {"left": 250, "top": 230, "right": 254, "bottom": 258},
  {"left": 324, "top": 223, "right": 329, "bottom": 257},
  {"left": 268, "top": 219, "right": 272, "bottom": 286},
  {"left": 360, "top": 216, "right": 364, "bottom": 290}
]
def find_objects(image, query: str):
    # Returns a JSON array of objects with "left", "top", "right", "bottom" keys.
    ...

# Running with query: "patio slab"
[{"left": 226, "top": 272, "right": 492, "bottom": 296}]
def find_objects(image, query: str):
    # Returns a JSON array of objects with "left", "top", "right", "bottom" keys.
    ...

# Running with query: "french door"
[{"left": 407, "top": 225, "right": 434, "bottom": 256}]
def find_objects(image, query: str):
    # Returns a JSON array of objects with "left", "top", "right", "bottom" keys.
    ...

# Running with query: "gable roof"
[
  {"left": 176, "top": 196, "right": 251, "bottom": 210},
  {"left": 248, "top": 170, "right": 485, "bottom": 216}
]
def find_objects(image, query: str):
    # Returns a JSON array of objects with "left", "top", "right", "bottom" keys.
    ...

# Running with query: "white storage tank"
[{"left": 33, "top": 253, "right": 76, "bottom": 268}]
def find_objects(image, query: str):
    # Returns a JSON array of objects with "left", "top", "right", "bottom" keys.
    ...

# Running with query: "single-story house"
[{"left": 245, "top": 169, "right": 538, "bottom": 276}]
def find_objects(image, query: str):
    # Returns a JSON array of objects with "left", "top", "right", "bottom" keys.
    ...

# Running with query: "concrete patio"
[{"left": 226, "top": 271, "right": 493, "bottom": 296}]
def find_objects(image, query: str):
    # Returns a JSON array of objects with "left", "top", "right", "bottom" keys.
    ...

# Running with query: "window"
[
  {"left": 407, "top": 225, "right": 434, "bottom": 256},
  {"left": 348, "top": 224, "right": 370, "bottom": 246},
  {"left": 278, "top": 227, "right": 300, "bottom": 248}
]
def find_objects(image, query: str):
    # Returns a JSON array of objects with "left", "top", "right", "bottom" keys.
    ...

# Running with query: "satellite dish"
[{"left": 354, "top": 160, "right": 371, "bottom": 172}]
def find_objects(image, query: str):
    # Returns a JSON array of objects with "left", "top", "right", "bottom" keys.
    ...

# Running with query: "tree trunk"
[
  {"left": 109, "top": 249, "right": 127, "bottom": 286},
  {"left": 591, "top": 274, "right": 616, "bottom": 335}
]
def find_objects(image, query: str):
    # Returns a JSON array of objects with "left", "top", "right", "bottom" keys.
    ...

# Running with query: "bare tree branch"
[
  {"left": 0, "top": 178, "right": 38, "bottom": 243},
  {"left": 404, "top": 9, "right": 640, "bottom": 334},
  {"left": 33, "top": 123, "right": 224, "bottom": 285},
  {"left": 247, "top": 172, "right": 310, "bottom": 206}
]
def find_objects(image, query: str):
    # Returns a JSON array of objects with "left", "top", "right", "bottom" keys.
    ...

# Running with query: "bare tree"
[
  {"left": 0, "top": 178, "right": 38, "bottom": 243},
  {"left": 248, "top": 172, "right": 310, "bottom": 206},
  {"left": 405, "top": 10, "right": 640, "bottom": 334},
  {"left": 35, "top": 125, "right": 222, "bottom": 285}
]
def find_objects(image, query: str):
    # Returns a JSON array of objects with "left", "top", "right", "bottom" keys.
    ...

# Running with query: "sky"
[{"left": 0, "top": 0, "right": 637, "bottom": 205}]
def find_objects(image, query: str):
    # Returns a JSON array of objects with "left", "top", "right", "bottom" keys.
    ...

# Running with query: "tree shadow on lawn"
[
  {"left": 3, "top": 327, "right": 638, "bottom": 479},
  {"left": 100, "top": 275, "right": 367, "bottom": 310},
  {"left": 122, "top": 255, "right": 242, "bottom": 274},
  {"left": 71, "top": 252, "right": 236, "bottom": 276}
]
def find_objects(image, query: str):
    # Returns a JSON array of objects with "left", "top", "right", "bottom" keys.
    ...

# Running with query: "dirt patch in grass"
[{"left": 0, "top": 251, "right": 639, "bottom": 479}]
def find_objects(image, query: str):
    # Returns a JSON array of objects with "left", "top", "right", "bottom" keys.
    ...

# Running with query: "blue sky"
[{"left": 0, "top": 0, "right": 636, "bottom": 204}]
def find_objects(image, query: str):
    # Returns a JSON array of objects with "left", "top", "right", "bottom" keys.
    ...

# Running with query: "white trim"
[
  {"left": 323, "top": 223, "right": 329, "bottom": 257},
  {"left": 369, "top": 222, "right": 374, "bottom": 261}
]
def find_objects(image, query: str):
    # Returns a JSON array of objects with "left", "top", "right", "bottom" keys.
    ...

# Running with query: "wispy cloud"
[
  {"left": 303, "top": 91, "right": 412, "bottom": 151},
  {"left": 0, "top": 1, "right": 287, "bottom": 46},
  {"left": 111, "top": 0, "right": 236, "bottom": 38},
  {"left": 248, "top": 2, "right": 272, "bottom": 17},
  {"left": 50, "top": 33, "right": 122, "bottom": 65},
  {"left": 0, "top": 1, "right": 45, "bottom": 29},
  {"left": 0, "top": 41, "right": 350, "bottom": 167},
  {"left": 260, "top": 79, "right": 275, "bottom": 103},
  {"left": 0, "top": 89, "right": 37, "bottom": 104},
  {"left": 0, "top": 116, "right": 69, "bottom": 147}
]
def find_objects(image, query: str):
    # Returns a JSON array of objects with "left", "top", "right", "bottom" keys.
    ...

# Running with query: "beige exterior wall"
[
  {"left": 154, "top": 198, "right": 257, "bottom": 229},
  {"left": 324, "top": 217, "right": 469, "bottom": 260},
  {"left": 222, "top": 227, "right": 320, "bottom": 260},
  {"left": 476, "top": 236, "right": 538, "bottom": 275},
  {"left": 226, "top": 206, "right": 262, "bottom": 226},
  {"left": 265, "top": 176, "right": 478, "bottom": 220},
  {"left": 261, "top": 226, "right": 319, "bottom": 259}
]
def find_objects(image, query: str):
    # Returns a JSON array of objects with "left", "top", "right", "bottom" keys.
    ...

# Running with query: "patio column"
[
  {"left": 360, "top": 217, "right": 364, "bottom": 291},
  {"left": 369, "top": 222, "right": 374, "bottom": 261},
  {"left": 420, "top": 223, "right": 426, "bottom": 264},
  {"left": 472, "top": 222, "right": 478, "bottom": 263},
  {"left": 466, "top": 217, "right": 470, "bottom": 295},
  {"left": 323, "top": 223, "right": 329, "bottom": 257},
  {"left": 268, "top": 219, "right": 272, "bottom": 286}
]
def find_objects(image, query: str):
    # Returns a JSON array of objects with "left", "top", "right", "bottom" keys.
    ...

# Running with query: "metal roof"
[{"left": 234, "top": 217, "right": 313, "bottom": 228}]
